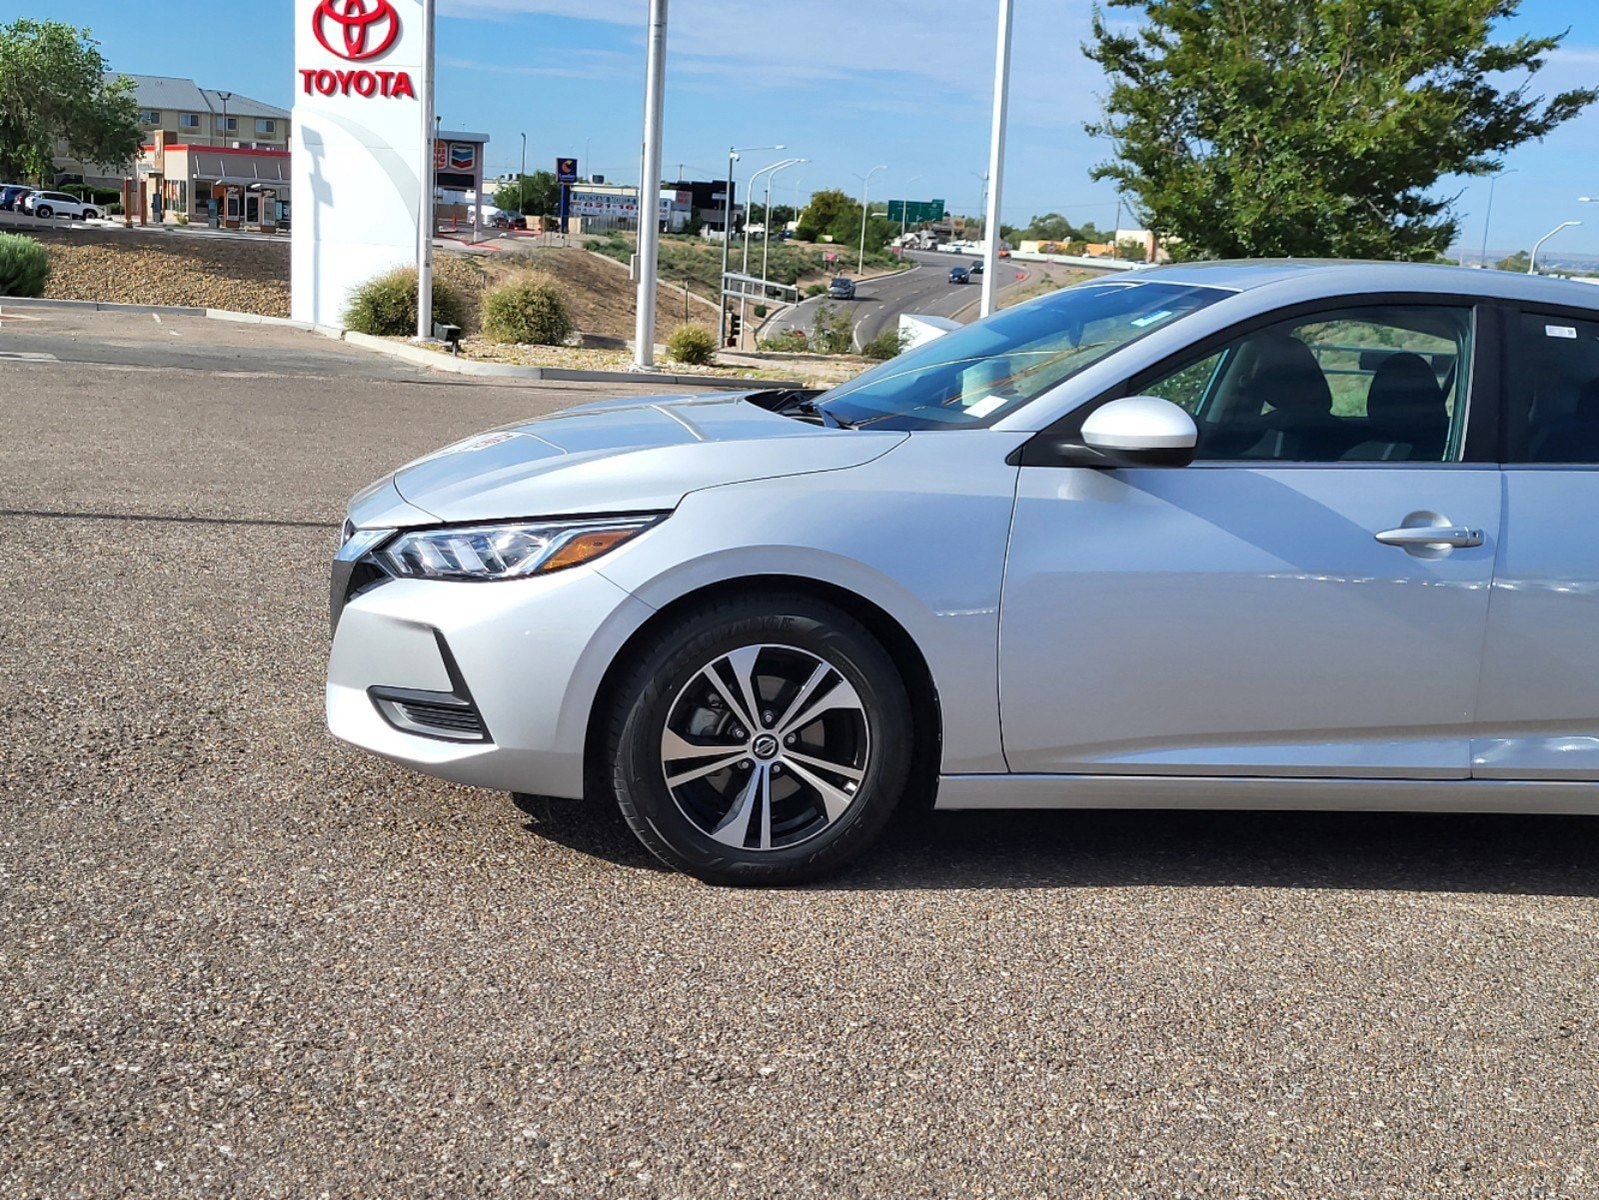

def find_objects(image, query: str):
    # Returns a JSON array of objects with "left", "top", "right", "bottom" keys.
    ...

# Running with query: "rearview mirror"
[{"left": 1073, "top": 396, "right": 1198, "bottom": 467}]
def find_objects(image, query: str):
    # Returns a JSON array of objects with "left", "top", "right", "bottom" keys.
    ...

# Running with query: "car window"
[
  {"left": 1509, "top": 311, "right": 1599, "bottom": 463},
  {"left": 1139, "top": 305, "right": 1472, "bottom": 463},
  {"left": 815, "top": 280, "right": 1228, "bottom": 430}
]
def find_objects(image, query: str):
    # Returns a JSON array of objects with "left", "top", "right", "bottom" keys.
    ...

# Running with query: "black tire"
[
  {"left": 606, "top": 593, "right": 914, "bottom": 885},
  {"left": 82, "top": 208, "right": 98, "bottom": 220},
  {"left": 35, "top": 206, "right": 51, "bottom": 219}
]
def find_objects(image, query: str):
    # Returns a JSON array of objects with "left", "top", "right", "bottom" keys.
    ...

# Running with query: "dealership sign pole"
[
  {"left": 416, "top": 0, "right": 435, "bottom": 338},
  {"left": 292, "top": 0, "right": 430, "bottom": 328}
]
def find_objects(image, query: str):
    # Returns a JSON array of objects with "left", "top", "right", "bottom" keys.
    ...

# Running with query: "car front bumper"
[{"left": 325, "top": 562, "right": 655, "bottom": 799}]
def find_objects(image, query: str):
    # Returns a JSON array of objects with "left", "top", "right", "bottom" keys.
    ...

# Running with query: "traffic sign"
[
  {"left": 555, "top": 157, "right": 579, "bottom": 183},
  {"left": 886, "top": 198, "right": 946, "bottom": 224}
]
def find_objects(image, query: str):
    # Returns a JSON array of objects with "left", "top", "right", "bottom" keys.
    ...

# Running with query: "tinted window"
[
  {"left": 816, "top": 280, "right": 1227, "bottom": 430},
  {"left": 1140, "top": 305, "right": 1471, "bottom": 462},
  {"left": 1510, "top": 311, "right": 1599, "bottom": 463}
]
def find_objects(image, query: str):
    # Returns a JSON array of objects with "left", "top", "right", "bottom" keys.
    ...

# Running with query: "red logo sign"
[{"left": 312, "top": 0, "right": 399, "bottom": 62}]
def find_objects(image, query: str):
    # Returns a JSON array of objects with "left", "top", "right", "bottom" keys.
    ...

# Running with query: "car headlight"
[{"left": 370, "top": 515, "right": 663, "bottom": 582}]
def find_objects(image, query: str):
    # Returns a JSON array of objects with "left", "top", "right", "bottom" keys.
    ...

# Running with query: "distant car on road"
[
  {"left": 24, "top": 191, "right": 102, "bottom": 221},
  {"left": 0, "top": 184, "right": 32, "bottom": 212},
  {"left": 970, "top": 261, "right": 985, "bottom": 275},
  {"left": 828, "top": 277, "right": 857, "bottom": 300},
  {"left": 949, "top": 266, "right": 972, "bottom": 284},
  {"left": 490, "top": 212, "right": 527, "bottom": 231}
]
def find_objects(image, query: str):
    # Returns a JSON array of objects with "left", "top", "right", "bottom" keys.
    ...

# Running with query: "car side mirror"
[{"left": 1020, "top": 396, "right": 1198, "bottom": 468}]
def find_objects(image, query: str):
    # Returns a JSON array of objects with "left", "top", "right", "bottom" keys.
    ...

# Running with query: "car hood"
[{"left": 384, "top": 392, "right": 906, "bottom": 525}]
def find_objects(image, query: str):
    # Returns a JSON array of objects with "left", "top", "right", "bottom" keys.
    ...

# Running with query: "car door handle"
[{"left": 1374, "top": 525, "right": 1484, "bottom": 549}]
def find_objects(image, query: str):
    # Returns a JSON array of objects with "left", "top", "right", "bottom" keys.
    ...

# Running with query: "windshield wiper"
[{"left": 785, "top": 397, "right": 858, "bottom": 430}]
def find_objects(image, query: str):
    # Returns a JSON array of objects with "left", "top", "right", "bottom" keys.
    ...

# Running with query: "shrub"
[
  {"left": 804, "top": 282, "right": 827, "bottom": 297},
  {"left": 344, "top": 266, "right": 465, "bottom": 336},
  {"left": 482, "top": 273, "right": 572, "bottom": 345},
  {"left": 753, "top": 303, "right": 768, "bottom": 318},
  {"left": 666, "top": 322, "right": 718, "bottom": 365},
  {"left": 105, "top": 202, "right": 123, "bottom": 215},
  {"left": 861, "top": 327, "right": 909, "bottom": 361},
  {"left": 793, "top": 224, "right": 819, "bottom": 242},
  {"left": 809, "top": 302, "right": 855, "bottom": 355},
  {"left": 0, "top": 233, "right": 49, "bottom": 298},
  {"left": 759, "top": 329, "right": 809, "bottom": 353}
]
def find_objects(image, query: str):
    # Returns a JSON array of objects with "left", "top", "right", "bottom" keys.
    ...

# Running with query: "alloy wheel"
[{"left": 660, "top": 643, "right": 870, "bottom": 852}]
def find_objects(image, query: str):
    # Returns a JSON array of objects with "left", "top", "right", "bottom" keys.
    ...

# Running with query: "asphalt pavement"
[
  {"left": 764, "top": 250, "right": 1098, "bottom": 349},
  {"left": 5, "top": 311, "right": 1599, "bottom": 1198}
]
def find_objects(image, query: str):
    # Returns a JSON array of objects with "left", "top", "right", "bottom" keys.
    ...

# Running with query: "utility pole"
[
  {"left": 979, "top": 0, "right": 1013, "bottom": 317},
  {"left": 519, "top": 132, "right": 527, "bottom": 215},
  {"left": 633, "top": 0, "right": 668, "bottom": 370},
  {"left": 416, "top": 0, "right": 437, "bottom": 340},
  {"left": 1478, "top": 170, "right": 1517, "bottom": 266}
]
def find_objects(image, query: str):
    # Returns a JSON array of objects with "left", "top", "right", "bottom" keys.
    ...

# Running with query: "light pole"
[
  {"left": 854, "top": 164, "right": 887, "bottom": 273},
  {"left": 720, "top": 143, "right": 784, "bottom": 344},
  {"left": 762, "top": 158, "right": 806, "bottom": 286},
  {"left": 1529, "top": 220, "right": 1581, "bottom": 274},
  {"left": 216, "top": 91, "right": 231, "bottom": 145},
  {"left": 745, "top": 157, "right": 800, "bottom": 272},
  {"left": 969, "top": 170, "right": 988, "bottom": 239},
  {"left": 979, "top": 0, "right": 1014, "bottom": 316},
  {"left": 519, "top": 132, "right": 527, "bottom": 216},
  {"left": 633, "top": 0, "right": 668, "bottom": 370},
  {"left": 1478, "top": 169, "right": 1517, "bottom": 267}
]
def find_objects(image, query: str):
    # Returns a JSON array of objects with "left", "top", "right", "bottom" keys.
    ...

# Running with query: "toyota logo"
[{"left": 312, "top": 0, "right": 400, "bottom": 62}]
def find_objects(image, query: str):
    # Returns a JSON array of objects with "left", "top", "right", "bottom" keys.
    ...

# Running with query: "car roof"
[{"left": 1127, "top": 258, "right": 1599, "bottom": 310}]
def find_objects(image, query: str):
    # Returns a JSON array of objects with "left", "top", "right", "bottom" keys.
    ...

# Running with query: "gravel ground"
[{"left": 4, "top": 314, "right": 1599, "bottom": 1198}]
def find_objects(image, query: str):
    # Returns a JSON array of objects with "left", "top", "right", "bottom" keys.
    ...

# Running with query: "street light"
[
  {"left": 720, "top": 143, "right": 785, "bottom": 344},
  {"left": 632, "top": 0, "right": 668, "bottom": 370},
  {"left": 1478, "top": 169, "right": 1517, "bottom": 266},
  {"left": 1529, "top": 220, "right": 1581, "bottom": 274},
  {"left": 761, "top": 158, "right": 807, "bottom": 286},
  {"left": 519, "top": 132, "right": 527, "bottom": 216},
  {"left": 854, "top": 164, "right": 887, "bottom": 273},
  {"left": 744, "top": 157, "right": 801, "bottom": 272},
  {"left": 216, "top": 91, "right": 232, "bottom": 145}
]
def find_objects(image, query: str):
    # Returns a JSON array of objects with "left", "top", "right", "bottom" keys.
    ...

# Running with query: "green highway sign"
[{"left": 886, "top": 199, "right": 946, "bottom": 224}]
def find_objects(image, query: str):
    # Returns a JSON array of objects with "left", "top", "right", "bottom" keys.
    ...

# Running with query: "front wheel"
[
  {"left": 606, "top": 595, "right": 914, "bottom": 885},
  {"left": 82, "top": 208, "right": 98, "bottom": 220},
  {"left": 35, "top": 206, "right": 52, "bottom": 218}
]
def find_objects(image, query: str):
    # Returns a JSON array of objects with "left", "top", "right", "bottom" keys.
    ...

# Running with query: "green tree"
[
  {"left": 1084, "top": 0, "right": 1598, "bottom": 260},
  {"left": 0, "top": 20, "right": 141, "bottom": 181},
  {"left": 802, "top": 188, "right": 857, "bottom": 234},
  {"left": 493, "top": 170, "right": 559, "bottom": 216},
  {"left": 1496, "top": 249, "right": 1531, "bottom": 272}
]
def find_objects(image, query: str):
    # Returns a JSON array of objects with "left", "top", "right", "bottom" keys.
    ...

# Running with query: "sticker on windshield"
[
  {"left": 1129, "top": 309, "right": 1174, "bottom": 328},
  {"left": 1546, "top": 324, "right": 1578, "bottom": 339},
  {"left": 964, "top": 393, "right": 1009, "bottom": 419}
]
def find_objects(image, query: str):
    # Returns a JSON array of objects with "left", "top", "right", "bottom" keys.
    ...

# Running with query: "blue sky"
[{"left": 11, "top": 0, "right": 1599, "bottom": 258}]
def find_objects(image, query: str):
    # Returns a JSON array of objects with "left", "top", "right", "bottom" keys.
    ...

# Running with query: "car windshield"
[{"left": 814, "top": 279, "right": 1229, "bottom": 430}]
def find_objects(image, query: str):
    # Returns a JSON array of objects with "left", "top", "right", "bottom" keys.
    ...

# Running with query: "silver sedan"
[{"left": 328, "top": 261, "right": 1599, "bottom": 883}]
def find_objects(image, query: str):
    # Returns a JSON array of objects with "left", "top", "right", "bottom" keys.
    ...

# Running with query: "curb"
[
  {"left": 0, "top": 293, "right": 798, "bottom": 388},
  {"left": 341, "top": 331, "right": 798, "bottom": 388}
]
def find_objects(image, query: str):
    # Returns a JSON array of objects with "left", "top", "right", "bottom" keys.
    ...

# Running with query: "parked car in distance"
[
  {"left": 328, "top": 261, "right": 1599, "bottom": 886},
  {"left": 24, "top": 191, "right": 102, "bottom": 220},
  {"left": 949, "top": 266, "right": 972, "bottom": 284},
  {"left": 489, "top": 211, "right": 527, "bottom": 230},
  {"left": 0, "top": 184, "right": 33, "bottom": 211},
  {"left": 828, "top": 277, "right": 857, "bottom": 300}
]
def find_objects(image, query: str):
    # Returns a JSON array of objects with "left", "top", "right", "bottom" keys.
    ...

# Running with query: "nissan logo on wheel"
[{"left": 312, "top": 0, "right": 399, "bottom": 61}]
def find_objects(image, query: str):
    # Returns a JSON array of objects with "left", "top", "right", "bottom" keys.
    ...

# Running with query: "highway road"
[{"left": 762, "top": 249, "right": 1105, "bottom": 350}]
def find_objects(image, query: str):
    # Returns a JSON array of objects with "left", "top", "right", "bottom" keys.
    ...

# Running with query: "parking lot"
[{"left": 5, "top": 311, "right": 1599, "bottom": 1198}]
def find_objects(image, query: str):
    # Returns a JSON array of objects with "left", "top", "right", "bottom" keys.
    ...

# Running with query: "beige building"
[{"left": 55, "top": 74, "right": 290, "bottom": 188}]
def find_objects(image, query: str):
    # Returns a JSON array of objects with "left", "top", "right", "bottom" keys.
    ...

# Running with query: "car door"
[
  {"left": 1473, "top": 305, "right": 1599, "bottom": 780},
  {"left": 1000, "top": 300, "right": 1501, "bottom": 779}
]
